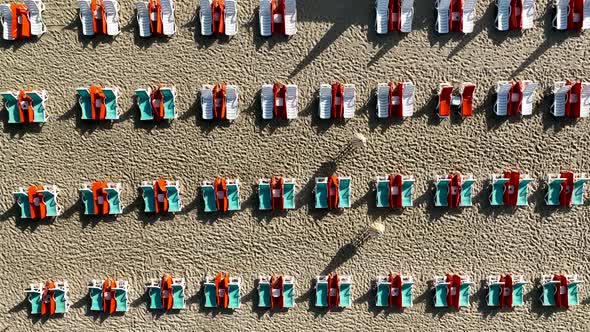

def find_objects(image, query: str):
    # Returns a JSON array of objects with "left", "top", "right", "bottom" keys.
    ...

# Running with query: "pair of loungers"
[
  {"left": 25, "top": 280, "right": 70, "bottom": 315},
  {"left": 494, "top": 80, "right": 539, "bottom": 116},
  {"left": 88, "top": 278, "right": 129, "bottom": 313},
  {"left": 147, "top": 275, "right": 186, "bottom": 310},
  {"left": 540, "top": 274, "right": 583, "bottom": 308},
  {"left": 375, "top": 274, "right": 414, "bottom": 308},
  {"left": 14, "top": 185, "right": 61, "bottom": 219},
  {"left": 136, "top": 0, "right": 176, "bottom": 38},
  {"left": 0, "top": 0, "right": 45, "bottom": 40},
  {"left": 0, "top": 90, "right": 48, "bottom": 124},
  {"left": 315, "top": 274, "right": 352, "bottom": 308}
]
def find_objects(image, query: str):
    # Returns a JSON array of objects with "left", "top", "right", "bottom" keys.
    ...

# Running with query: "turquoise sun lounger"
[
  {"left": 434, "top": 282, "right": 449, "bottom": 307},
  {"left": 27, "top": 91, "right": 47, "bottom": 122},
  {"left": 572, "top": 178, "right": 589, "bottom": 205},
  {"left": 258, "top": 280, "right": 271, "bottom": 307},
  {"left": 148, "top": 286, "right": 162, "bottom": 310},
  {"left": 546, "top": 178, "right": 566, "bottom": 206},
  {"left": 89, "top": 287, "right": 103, "bottom": 311},
  {"left": 315, "top": 279, "right": 328, "bottom": 307},
  {"left": 490, "top": 178, "right": 508, "bottom": 206},
  {"left": 27, "top": 290, "right": 42, "bottom": 315},
  {"left": 338, "top": 178, "right": 351, "bottom": 208},
  {"left": 1, "top": 92, "right": 19, "bottom": 123},
  {"left": 460, "top": 179, "right": 476, "bottom": 207},
  {"left": 204, "top": 281, "right": 217, "bottom": 308},
  {"left": 102, "top": 88, "right": 119, "bottom": 120},
  {"left": 172, "top": 284, "right": 185, "bottom": 309},
  {"left": 228, "top": 282, "right": 240, "bottom": 309},
  {"left": 435, "top": 179, "right": 450, "bottom": 207}
]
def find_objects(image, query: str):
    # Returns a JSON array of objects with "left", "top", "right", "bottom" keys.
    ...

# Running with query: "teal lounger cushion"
[
  {"left": 459, "top": 283, "right": 471, "bottom": 307},
  {"left": 283, "top": 283, "right": 295, "bottom": 308},
  {"left": 376, "top": 181, "right": 390, "bottom": 208},
  {"left": 167, "top": 186, "right": 181, "bottom": 212},
  {"left": 517, "top": 179, "right": 532, "bottom": 206},
  {"left": 27, "top": 92, "right": 46, "bottom": 123},
  {"left": 28, "top": 291, "right": 42, "bottom": 314},
  {"left": 568, "top": 283, "right": 580, "bottom": 306},
  {"left": 487, "top": 283, "right": 501, "bottom": 306},
  {"left": 460, "top": 179, "right": 476, "bottom": 207},
  {"left": 258, "top": 183, "right": 271, "bottom": 210},
  {"left": 315, "top": 281, "right": 328, "bottom": 307},
  {"left": 161, "top": 88, "right": 176, "bottom": 119},
  {"left": 202, "top": 186, "right": 217, "bottom": 212},
  {"left": 512, "top": 282, "right": 525, "bottom": 306},
  {"left": 401, "top": 282, "right": 413, "bottom": 308},
  {"left": 103, "top": 88, "right": 118, "bottom": 120},
  {"left": 136, "top": 89, "right": 153, "bottom": 121},
  {"left": 80, "top": 189, "right": 94, "bottom": 215},
  {"left": 115, "top": 288, "right": 128, "bottom": 312},
  {"left": 89, "top": 287, "right": 103, "bottom": 311},
  {"left": 339, "top": 283, "right": 351, "bottom": 307},
  {"left": 204, "top": 283, "right": 217, "bottom": 308},
  {"left": 53, "top": 289, "right": 68, "bottom": 314},
  {"left": 42, "top": 191, "right": 59, "bottom": 217},
  {"left": 541, "top": 282, "right": 556, "bottom": 306},
  {"left": 572, "top": 179, "right": 588, "bottom": 206},
  {"left": 546, "top": 178, "right": 566, "bottom": 206},
  {"left": 283, "top": 182, "right": 295, "bottom": 209},
  {"left": 434, "top": 283, "right": 448, "bottom": 307},
  {"left": 228, "top": 283, "right": 240, "bottom": 309},
  {"left": 15, "top": 192, "right": 31, "bottom": 219},
  {"left": 149, "top": 287, "right": 162, "bottom": 310},
  {"left": 435, "top": 179, "right": 450, "bottom": 207},
  {"left": 315, "top": 181, "right": 328, "bottom": 209},
  {"left": 227, "top": 184, "right": 240, "bottom": 211},
  {"left": 105, "top": 188, "right": 122, "bottom": 215},
  {"left": 77, "top": 88, "right": 93, "bottom": 120},
  {"left": 375, "top": 282, "right": 390, "bottom": 307},
  {"left": 401, "top": 180, "right": 414, "bottom": 207},
  {"left": 142, "top": 186, "right": 156, "bottom": 213},
  {"left": 172, "top": 284, "right": 185, "bottom": 309},
  {"left": 1, "top": 92, "right": 19, "bottom": 124},
  {"left": 338, "top": 178, "right": 351, "bottom": 208},
  {"left": 490, "top": 178, "right": 508, "bottom": 206},
  {"left": 258, "top": 282, "right": 271, "bottom": 307}
]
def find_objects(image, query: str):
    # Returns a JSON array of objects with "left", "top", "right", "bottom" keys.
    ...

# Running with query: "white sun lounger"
[
  {"left": 284, "top": 0, "right": 297, "bottom": 35},
  {"left": 495, "top": 81, "right": 512, "bottom": 116},
  {"left": 462, "top": 0, "right": 476, "bottom": 33},
  {"left": 375, "top": 0, "right": 389, "bottom": 34},
  {"left": 520, "top": 80, "right": 538, "bottom": 116},
  {"left": 201, "top": 85, "right": 214, "bottom": 120},
  {"left": 224, "top": 0, "right": 238, "bottom": 36},
  {"left": 554, "top": 0, "right": 569, "bottom": 30},
  {"left": 0, "top": 4, "right": 12, "bottom": 40},
  {"left": 136, "top": 2, "right": 150, "bottom": 37},
  {"left": 285, "top": 84, "right": 298, "bottom": 119},
  {"left": 78, "top": 0, "right": 94, "bottom": 36},
  {"left": 226, "top": 85, "right": 239, "bottom": 120},
  {"left": 436, "top": 0, "right": 451, "bottom": 33},
  {"left": 376, "top": 83, "right": 390, "bottom": 118},
  {"left": 343, "top": 84, "right": 356, "bottom": 119},
  {"left": 522, "top": 0, "right": 535, "bottom": 29},
  {"left": 200, "top": 0, "right": 212, "bottom": 36},
  {"left": 259, "top": 0, "right": 272, "bottom": 37},
  {"left": 401, "top": 82, "right": 415, "bottom": 117},
  {"left": 400, "top": 0, "right": 415, "bottom": 32},
  {"left": 24, "top": 0, "right": 46, "bottom": 36},
  {"left": 261, "top": 84, "right": 274, "bottom": 119},
  {"left": 103, "top": 0, "right": 120, "bottom": 36},
  {"left": 161, "top": 0, "right": 176, "bottom": 35},
  {"left": 319, "top": 84, "right": 332, "bottom": 119},
  {"left": 551, "top": 82, "right": 571, "bottom": 117},
  {"left": 584, "top": 0, "right": 590, "bottom": 29},
  {"left": 496, "top": 0, "right": 510, "bottom": 31}
]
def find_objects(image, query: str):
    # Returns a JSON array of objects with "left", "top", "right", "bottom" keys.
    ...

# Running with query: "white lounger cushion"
[
  {"left": 284, "top": 0, "right": 296, "bottom": 35},
  {"left": 375, "top": 0, "right": 389, "bottom": 34},
  {"left": 225, "top": 85, "right": 239, "bottom": 120},
  {"left": 259, "top": 0, "right": 272, "bottom": 36},
  {"left": 261, "top": 84, "right": 274, "bottom": 119},
  {"left": 136, "top": 2, "right": 150, "bottom": 37},
  {"left": 400, "top": 0, "right": 414, "bottom": 32},
  {"left": 201, "top": 86, "right": 213, "bottom": 120},
  {"left": 78, "top": 0, "right": 94, "bottom": 36},
  {"left": 285, "top": 84, "right": 298, "bottom": 119},
  {"left": 0, "top": 4, "right": 13, "bottom": 40},
  {"left": 436, "top": 0, "right": 451, "bottom": 33},
  {"left": 401, "top": 82, "right": 415, "bottom": 117},
  {"left": 24, "top": 0, "right": 46, "bottom": 36},
  {"left": 343, "top": 84, "right": 356, "bottom": 118},
  {"left": 495, "top": 82, "right": 512, "bottom": 116},
  {"left": 224, "top": 0, "right": 238, "bottom": 36},
  {"left": 200, "top": 0, "right": 212, "bottom": 36},
  {"left": 462, "top": 0, "right": 476, "bottom": 33},
  {"left": 521, "top": 81, "right": 538, "bottom": 116},
  {"left": 555, "top": 0, "right": 568, "bottom": 30},
  {"left": 581, "top": 83, "right": 590, "bottom": 117},
  {"left": 161, "top": 0, "right": 176, "bottom": 35},
  {"left": 103, "top": 0, "right": 120, "bottom": 36},
  {"left": 319, "top": 84, "right": 332, "bottom": 119},
  {"left": 584, "top": 0, "right": 590, "bottom": 29},
  {"left": 376, "top": 83, "right": 390, "bottom": 118},
  {"left": 522, "top": 0, "right": 535, "bottom": 29},
  {"left": 496, "top": 0, "right": 510, "bottom": 31},
  {"left": 552, "top": 84, "right": 571, "bottom": 117}
]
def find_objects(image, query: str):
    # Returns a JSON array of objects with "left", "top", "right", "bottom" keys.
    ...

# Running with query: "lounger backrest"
[
  {"left": 318, "top": 84, "right": 332, "bottom": 119},
  {"left": 136, "top": 2, "right": 151, "bottom": 38},
  {"left": 0, "top": 5, "right": 13, "bottom": 40},
  {"left": 375, "top": 0, "right": 389, "bottom": 34},
  {"left": 285, "top": 84, "right": 298, "bottom": 119},
  {"left": 495, "top": 82, "right": 512, "bottom": 116},
  {"left": 400, "top": 0, "right": 414, "bottom": 32},
  {"left": 584, "top": 0, "right": 590, "bottom": 29},
  {"left": 580, "top": 83, "right": 590, "bottom": 118},
  {"left": 376, "top": 83, "right": 390, "bottom": 118},
  {"left": 555, "top": 0, "right": 569, "bottom": 30},
  {"left": 259, "top": 0, "right": 272, "bottom": 37},
  {"left": 224, "top": 0, "right": 238, "bottom": 36},
  {"left": 25, "top": 0, "right": 46, "bottom": 36},
  {"left": 201, "top": 86, "right": 214, "bottom": 120},
  {"left": 161, "top": 0, "right": 176, "bottom": 35},
  {"left": 343, "top": 84, "right": 356, "bottom": 118},
  {"left": 225, "top": 85, "right": 239, "bottom": 120},
  {"left": 462, "top": 0, "right": 476, "bottom": 33},
  {"left": 200, "top": 0, "right": 212, "bottom": 35},
  {"left": 284, "top": 0, "right": 297, "bottom": 35},
  {"left": 402, "top": 82, "right": 415, "bottom": 117},
  {"left": 103, "top": 0, "right": 120, "bottom": 36},
  {"left": 496, "top": 0, "right": 510, "bottom": 31},
  {"left": 521, "top": 81, "right": 538, "bottom": 115},
  {"left": 437, "top": 0, "right": 451, "bottom": 33},
  {"left": 522, "top": 0, "right": 535, "bottom": 29},
  {"left": 260, "top": 84, "right": 274, "bottom": 120},
  {"left": 78, "top": 0, "right": 94, "bottom": 36},
  {"left": 552, "top": 84, "right": 571, "bottom": 116}
]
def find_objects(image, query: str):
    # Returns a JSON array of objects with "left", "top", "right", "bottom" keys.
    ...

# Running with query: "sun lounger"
[
  {"left": 200, "top": 0, "right": 213, "bottom": 35},
  {"left": 459, "top": 82, "right": 476, "bottom": 116},
  {"left": 437, "top": 83, "right": 454, "bottom": 118},
  {"left": 24, "top": 0, "right": 46, "bottom": 36},
  {"left": 161, "top": 0, "right": 176, "bottom": 35},
  {"left": 319, "top": 84, "right": 332, "bottom": 119},
  {"left": 224, "top": 0, "right": 238, "bottom": 35},
  {"left": 461, "top": 0, "right": 476, "bottom": 33},
  {"left": 225, "top": 85, "right": 239, "bottom": 120},
  {"left": 103, "top": 0, "right": 120, "bottom": 35},
  {"left": 343, "top": 84, "right": 356, "bottom": 119},
  {"left": 435, "top": 0, "right": 451, "bottom": 33},
  {"left": 284, "top": 0, "right": 297, "bottom": 35},
  {"left": 136, "top": 2, "right": 150, "bottom": 37}
]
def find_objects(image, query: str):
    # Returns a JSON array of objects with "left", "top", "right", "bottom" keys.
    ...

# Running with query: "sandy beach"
[{"left": 1, "top": 0, "right": 590, "bottom": 330}]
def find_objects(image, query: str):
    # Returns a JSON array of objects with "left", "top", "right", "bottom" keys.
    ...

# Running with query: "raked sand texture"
[{"left": 1, "top": 0, "right": 590, "bottom": 330}]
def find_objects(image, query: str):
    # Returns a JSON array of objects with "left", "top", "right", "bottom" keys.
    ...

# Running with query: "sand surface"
[{"left": 1, "top": 0, "right": 590, "bottom": 330}]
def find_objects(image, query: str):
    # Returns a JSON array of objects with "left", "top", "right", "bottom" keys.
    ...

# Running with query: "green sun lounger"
[
  {"left": 41, "top": 191, "right": 59, "bottom": 217},
  {"left": 142, "top": 185, "right": 156, "bottom": 213},
  {"left": 27, "top": 91, "right": 47, "bottom": 122},
  {"left": 338, "top": 178, "right": 351, "bottom": 208},
  {"left": 204, "top": 282, "right": 217, "bottom": 308},
  {"left": 53, "top": 289, "right": 68, "bottom": 314},
  {"left": 513, "top": 282, "right": 526, "bottom": 306},
  {"left": 401, "top": 281, "right": 413, "bottom": 307},
  {"left": 114, "top": 288, "right": 128, "bottom": 312},
  {"left": 1, "top": 92, "right": 19, "bottom": 123},
  {"left": 401, "top": 180, "right": 414, "bottom": 207},
  {"left": 104, "top": 188, "right": 122, "bottom": 214},
  {"left": 546, "top": 178, "right": 566, "bottom": 206},
  {"left": 172, "top": 284, "right": 185, "bottom": 309},
  {"left": 80, "top": 188, "right": 96, "bottom": 215},
  {"left": 517, "top": 178, "right": 532, "bottom": 206},
  {"left": 89, "top": 287, "right": 103, "bottom": 311},
  {"left": 490, "top": 178, "right": 508, "bottom": 206},
  {"left": 315, "top": 280, "right": 328, "bottom": 307},
  {"left": 15, "top": 192, "right": 31, "bottom": 218},
  {"left": 167, "top": 186, "right": 181, "bottom": 212},
  {"left": 283, "top": 182, "right": 295, "bottom": 209},
  {"left": 541, "top": 281, "right": 559, "bottom": 306},
  {"left": 487, "top": 283, "right": 502, "bottom": 306},
  {"left": 77, "top": 88, "right": 93, "bottom": 120},
  {"left": 375, "top": 281, "right": 390, "bottom": 307},
  {"left": 258, "top": 281, "right": 271, "bottom": 307},
  {"left": 27, "top": 290, "right": 42, "bottom": 315},
  {"left": 459, "top": 283, "right": 472, "bottom": 307},
  {"left": 283, "top": 282, "right": 295, "bottom": 308},
  {"left": 102, "top": 88, "right": 119, "bottom": 120},
  {"left": 148, "top": 286, "right": 162, "bottom": 310},
  {"left": 315, "top": 181, "right": 328, "bottom": 209},
  {"left": 136, "top": 89, "right": 153, "bottom": 121},
  {"left": 435, "top": 179, "right": 450, "bottom": 207},
  {"left": 376, "top": 181, "right": 390, "bottom": 208},
  {"left": 161, "top": 88, "right": 176, "bottom": 120},
  {"left": 339, "top": 281, "right": 352, "bottom": 307},
  {"left": 228, "top": 282, "right": 240, "bottom": 309},
  {"left": 227, "top": 183, "right": 240, "bottom": 211},
  {"left": 202, "top": 185, "right": 217, "bottom": 212},
  {"left": 434, "top": 282, "right": 449, "bottom": 307},
  {"left": 572, "top": 179, "right": 589, "bottom": 205},
  {"left": 460, "top": 179, "right": 476, "bottom": 207},
  {"left": 568, "top": 282, "right": 581, "bottom": 306}
]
